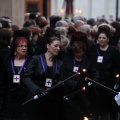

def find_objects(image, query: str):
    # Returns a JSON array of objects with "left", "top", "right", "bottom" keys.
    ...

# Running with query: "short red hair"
[{"left": 15, "top": 37, "right": 28, "bottom": 48}]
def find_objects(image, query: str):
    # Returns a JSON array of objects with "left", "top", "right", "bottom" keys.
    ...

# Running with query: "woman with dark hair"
[
  {"left": 110, "top": 21, "right": 120, "bottom": 47},
  {"left": 89, "top": 31, "right": 120, "bottom": 120},
  {"left": 23, "top": 28, "right": 63, "bottom": 120},
  {"left": 0, "top": 28, "right": 12, "bottom": 54},
  {"left": 62, "top": 40, "right": 99, "bottom": 120},
  {"left": 49, "top": 15, "right": 62, "bottom": 28},
  {"left": 0, "top": 30, "right": 33, "bottom": 120}
]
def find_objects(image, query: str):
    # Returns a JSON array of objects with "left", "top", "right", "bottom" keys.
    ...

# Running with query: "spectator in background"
[
  {"left": 0, "top": 19, "right": 10, "bottom": 29},
  {"left": 36, "top": 15, "right": 46, "bottom": 26},
  {"left": 28, "top": 25, "right": 42, "bottom": 55},
  {"left": 110, "top": 21, "right": 120, "bottom": 47},
  {"left": 109, "top": 15, "right": 114, "bottom": 23},
  {"left": 55, "top": 27, "right": 68, "bottom": 37},
  {"left": 60, "top": 35, "right": 69, "bottom": 52},
  {"left": 87, "top": 18, "right": 96, "bottom": 27},
  {"left": 11, "top": 25, "right": 19, "bottom": 44},
  {"left": 80, "top": 24, "right": 91, "bottom": 35},
  {"left": 72, "top": 14, "right": 84, "bottom": 23},
  {"left": 55, "top": 20, "right": 68, "bottom": 28},
  {"left": 97, "top": 18, "right": 108, "bottom": 26},
  {"left": 1, "top": 16, "right": 12, "bottom": 27},
  {"left": 49, "top": 15, "right": 62, "bottom": 28},
  {"left": 74, "top": 20, "right": 84, "bottom": 31},
  {"left": 87, "top": 28, "right": 97, "bottom": 45},
  {"left": 58, "top": 35, "right": 69, "bottom": 61},
  {"left": 24, "top": 12, "right": 30, "bottom": 22},
  {"left": 0, "top": 28, "right": 12, "bottom": 68},
  {"left": 39, "top": 20, "right": 49, "bottom": 35},
  {"left": 67, "top": 25, "right": 76, "bottom": 41},
  {"left": 29, "top": 13, "right": 37, "bottom": 23},
  {"left": 0, "top": 28, "right": 12, "bottom": 49},
  {"left": 23, "top": 19, "right": 36, "bottom": 28}
]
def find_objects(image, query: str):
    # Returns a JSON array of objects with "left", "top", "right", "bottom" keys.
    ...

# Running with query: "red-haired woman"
[{"left": 0, "top": 30, "right": 33, "bottom": 120}]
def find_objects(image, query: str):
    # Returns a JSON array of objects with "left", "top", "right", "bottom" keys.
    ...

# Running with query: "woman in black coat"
[
  {"left": 62, "top": 41, "right": 99, "bottom": 120},
  {"left": 0, "top": 29, "right": 33, "bottom": 120},
  {"left": 23, "top": 28, "right": 63, "bottom": 120},
  {"left": 89, "top": 31, "right": 120, "bottom": 120}
]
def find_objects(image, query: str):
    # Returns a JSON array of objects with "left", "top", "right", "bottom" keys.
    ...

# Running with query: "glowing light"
[
  {"left": 59, "top": 9, "right": 65, "bottom": 14},
  {"left": 116, "top": 74, "right": 120, "bottom": 78},
  {"left": 75, "top": 9, "right": 83, "bottom": 14},
  {"left": 77, "top": 72, "right": 80, "bottom": 75},
  {"left": 82, "top": 87, "right": 86, "bottom": 91},
  {"left": 83, "top": 69, "right": 87, "bottom": 72},
  {"left": 84, "top": 116, "right": 88, "bottom": 120},
  {"left": 85, "top": 77, "right": 88, "bottom": 81}
]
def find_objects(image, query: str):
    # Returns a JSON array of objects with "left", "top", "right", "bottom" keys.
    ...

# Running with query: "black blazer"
[
  {"left": 23, "top": 54, "right": 63, "bottom": 97},
  {"left": 0, "top": 56, "right": 31, "bottom": 113}
]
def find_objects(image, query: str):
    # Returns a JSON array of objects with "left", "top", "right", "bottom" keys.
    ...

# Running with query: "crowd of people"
[{"left": 0, "top": 12, "right": 119, "bottom": 120}]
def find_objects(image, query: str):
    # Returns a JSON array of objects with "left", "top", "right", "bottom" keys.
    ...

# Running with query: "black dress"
[
  {"left": 23, "top": 54, "right": 63, "bottom": 120},
  {"left": 0, "top": 57, "right": 31, "bottom": 120},
  {"left": 62, "top": 54, "right": 99, "bottom": 120},
  {"left": 89, "top": 44, "right": 120, "bottom": 112}
]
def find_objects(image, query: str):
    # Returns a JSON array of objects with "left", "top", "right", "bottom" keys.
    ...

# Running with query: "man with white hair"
[
  {"left": 74, "top": 20, "right": 84, "bottom": 31},
  {"left": 55, "top": 20, "right": 68, "bottom": 28},
  {"left": 80, "top": 24, "right": 91, "bottom": 35},
  {"left": 72, "top": 14, "right": 84, "bottom": 23}
]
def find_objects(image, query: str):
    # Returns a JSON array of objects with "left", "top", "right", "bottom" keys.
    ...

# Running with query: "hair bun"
[
  {"left": 70, "top": 31, "right": 87, "bottom": 46},
  {"left": 44, "top": 27, "right": 61, "bottom": 39}
]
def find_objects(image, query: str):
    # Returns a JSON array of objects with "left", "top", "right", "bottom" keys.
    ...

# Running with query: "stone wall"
[{"left": 0, "top": 0, "right": 24, "bottom": 28}]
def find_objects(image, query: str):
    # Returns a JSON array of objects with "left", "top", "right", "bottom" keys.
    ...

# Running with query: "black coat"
[
  {"left": 89, "top": 44, "right": 120, "bottom": 112},
  {"left": 62, "top": 54, "right": 99, "bottom": 120},
  {"left": 0, "top": 56, "right": 31, "bottom": 115},
  {"left": 23, "top": 54, "right": 63, "bottom": 120}
]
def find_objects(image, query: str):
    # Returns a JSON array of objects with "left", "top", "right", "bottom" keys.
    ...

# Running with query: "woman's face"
[
  {"left": 74, "top": 48, "right": 84, "bottom": 60},
  {"left": 33, "top": 34, "right": 38, "bottom": 42},
  {"left": 47, "top": 40, "right": 61, "bottom": 56},
  {"left": 97, "top": 33, "right": 109, "bottom": 47},
  {"left": 43, "top": 24, "right": 50, "bottom": 33},
  {"left": 16, "top": 41, "right": 28, "bottom": 56}
]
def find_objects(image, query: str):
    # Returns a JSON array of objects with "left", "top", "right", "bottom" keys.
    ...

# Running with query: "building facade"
[
  {"left": 0, "top": 0, "right": 120, "bottom": 27},
  {"left": 51, "top": 0, "right": 120, "bottom": 21}
]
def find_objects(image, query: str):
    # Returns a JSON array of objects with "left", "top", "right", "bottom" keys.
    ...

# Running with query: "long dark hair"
[{"left": 37, "top": 27, "right": 61, "bottom": 54}]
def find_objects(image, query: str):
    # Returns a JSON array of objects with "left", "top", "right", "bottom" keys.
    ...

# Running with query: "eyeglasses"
[{"left": 17, "top": 45, "right": 28, "bottom": 49}]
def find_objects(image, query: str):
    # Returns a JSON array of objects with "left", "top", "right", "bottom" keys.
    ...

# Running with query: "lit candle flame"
[
  {"left": 77, "top": 72, "right": 80, "bottom": 75},
  {"left": 84, "top": 116, "right": 88, "bottom": 120},
  {"left": 83, "top": 69, "right": 87, "bottom": 72},
  {"left": 82, "top": 87, "right": 86, "bottom": 91},
  {"left": 116, "top": 74, "right": 120, "bottom": 78}
]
